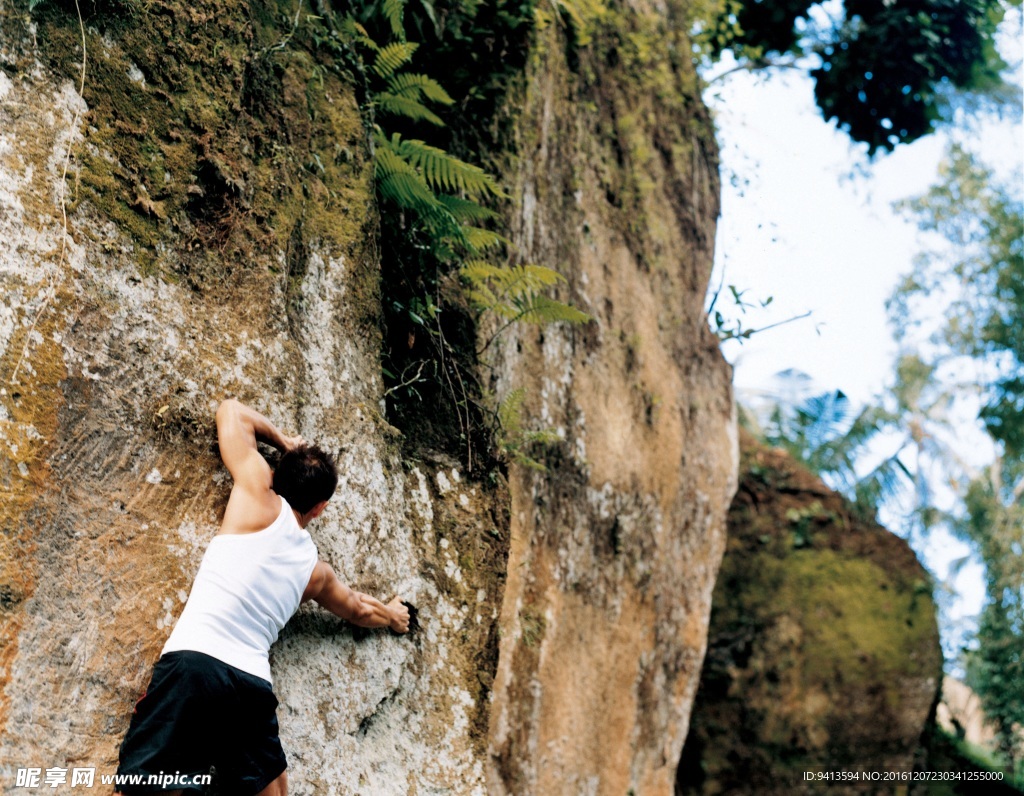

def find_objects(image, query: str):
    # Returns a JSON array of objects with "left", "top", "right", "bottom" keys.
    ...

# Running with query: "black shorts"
[{"left": 116, "top": 650, "right": 286, "bottom": 795}]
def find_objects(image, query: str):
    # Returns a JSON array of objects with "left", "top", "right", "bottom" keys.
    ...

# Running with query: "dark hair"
[{"left": 273, "top": 444, "right": 338, "bottom": 514}]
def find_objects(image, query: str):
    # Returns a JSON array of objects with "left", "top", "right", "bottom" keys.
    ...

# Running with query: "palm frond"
[
  {"left": 853, "top": 453, "right": 912, "bottom": 513},
  {"left": 797, "top": 390, "right": 851, "bottom": 453},
  {"left": 845, "top": 404, "right": 898, "bottom": 449}
]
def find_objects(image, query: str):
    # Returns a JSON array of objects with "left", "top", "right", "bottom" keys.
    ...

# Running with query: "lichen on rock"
[{"left": 483, "top": 2, "right": 736, "bottom": 793}]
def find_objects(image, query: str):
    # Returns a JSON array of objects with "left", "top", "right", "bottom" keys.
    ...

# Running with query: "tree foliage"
[
  {"left": 889, "top": 143, "right": 1024, "bottom": 769},
  {"left": 960, "top": 459, "right": 1024, "bottom": 768},
  {"left": 707, "top": 0, "right": 1018, "bottom": 153},
  {"left": 890, "top": 143, "right": 1024, "bottom": 458},
  {"left": 740, "top": 374, "right": 910, "bottom": 514}
]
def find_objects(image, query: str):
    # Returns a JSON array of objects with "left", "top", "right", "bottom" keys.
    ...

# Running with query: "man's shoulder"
[{"left": 219, "top": 486, "right": 284, "bottom": 534}]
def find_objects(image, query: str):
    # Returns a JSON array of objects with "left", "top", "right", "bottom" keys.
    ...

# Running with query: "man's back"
[{"left": 161, "top": 495, "right": 318, "bottom": 683}]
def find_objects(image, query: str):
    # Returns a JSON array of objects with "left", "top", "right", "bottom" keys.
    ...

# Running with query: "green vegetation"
[
  {"left": 697, "top": 0, "right": 1020, "bottom": 154},
  {"left": 336, "top": 0, "right": 588, "bottom": 466},
  {"left": 493, "top": 388, "right": 561, "bottom": 470},
  {"left": 23, "top": 0, "right": 588, "bottom": 467},
  {"left": 891, "top": 143, "right": 1024, "bottom": 458},
  {"left": 737, "top": 140, "right": 1022, "bottom": 778},
  {"left": 924, "top": 724, "right": 1024, "bottom": 793},
  {"left": 740, "top": 382, "right": 913, "bottom": 517},
  {"left": 22, "top": 0, "right": 376, "bottom": 292},
  {"left": 888, "top": 143, "right": 1023, "bottom": 772}
]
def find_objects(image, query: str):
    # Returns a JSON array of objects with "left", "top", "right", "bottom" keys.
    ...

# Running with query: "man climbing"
[{"left": 115, "top": 398, "right": 410, "bottom": 796}]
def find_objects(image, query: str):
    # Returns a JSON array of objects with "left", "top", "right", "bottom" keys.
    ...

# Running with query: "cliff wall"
[
  {"left": 0, "top": 1, "right": 735, "bottom": 793},
  {"left": 0, "top": 3, "right": 507, "bottom": 791},
  {"left": 485, "top": 4, "right": 736, "bottom": 793}
]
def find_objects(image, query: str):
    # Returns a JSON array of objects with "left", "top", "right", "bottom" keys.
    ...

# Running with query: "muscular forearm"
[{"left": 309, "top": 562, "right": 410, "bottom": 633}]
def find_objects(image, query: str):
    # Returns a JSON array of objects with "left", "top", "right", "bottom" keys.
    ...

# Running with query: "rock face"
[
  {"left": 0, "top": 3, "right": 507, "bottom": 792},
  {"left": 0, "top": 1, "right": 735, "bottom": 794},
  {"left": 485, "top": 4, "right": 736, "bottom": 794},
  {"left": 677, "top": 434, "right": 943, "bottom": 795},
  {"left": 936, "top": 678, "right": 1000, "bottom": 752}
]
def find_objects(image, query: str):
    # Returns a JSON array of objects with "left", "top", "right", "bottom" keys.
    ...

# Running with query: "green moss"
[
  {"left": 31, "top": 0, "right": 374, "bottom": 283},
  {"left": 681, "top": 441, "right": 944, "bottom": 794},
  {"left": 541, "top": 0, "right": 718, "bottom": 270},
  {"left": 781, "top": 550, "right": 936, "bottom": 683},
  {"left": 688, "top": 546, "right": 939, "bottom": 788}
]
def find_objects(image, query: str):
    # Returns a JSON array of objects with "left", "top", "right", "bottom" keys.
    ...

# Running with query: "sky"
[{"left": 701, "top": 27, "right": 1023, "bottom": 656}]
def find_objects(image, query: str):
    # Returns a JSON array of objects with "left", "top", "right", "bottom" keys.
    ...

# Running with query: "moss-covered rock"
[
  {"left": 0, "top": 0, "right": 737, "bottom": 791},
  {"left": 11, "top": 0, "right": 373, "bottom": 290},
  {"left": 677, "top": 432, "right": 943, "bottom": 795}
]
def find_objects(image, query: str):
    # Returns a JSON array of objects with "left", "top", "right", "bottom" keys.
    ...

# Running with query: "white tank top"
[{"left": 162, "top": 496, "right": 319, "bottom": 683}]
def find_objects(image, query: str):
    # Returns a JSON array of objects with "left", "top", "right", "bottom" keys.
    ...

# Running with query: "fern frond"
[
  {"left": 507, "top": 264, "right": 565, "bottom": 295},
  {"left": 461, "top": 262, "right": 563, "bottom": 308},
  {"left": 374, "top": 142, "right": 439, "bottom": 211},
  {"left": 373, "top": 137, "right": 412, "bottom": 177},
  {"left": 340, "top": 16, "right": 379, "bottom": 51},
  {"left": 498, "top": 388, "right": 527, "bottom": 433},
  {"left": 463, "top": 226, "right": 510, "bottom": 253},
  {"left": 460, "top": 263, "right": 587, "bottom": 323},
  {"left": 373, "top": 42, "right": 419, "bottom": 78},
  {"left": 420, "top": 204, "right": 470, "bottom": 250},
  {"left": 386, "top": 73, "right": 454, "bottom": 105},
  {"left": 460, "top": 260, "right": 504, "bottom": 309},
  {"left": 382, "top": 0, "right": 407, "bottom": 38},
  {"left": 485, "top": 264, "right": 563, "bottom": 305},
  {"left": 376, "top": 93, "right": 445, "bottom": 126},
  {"left": 396, "top": 138, "right": 505, "bottom": 199},
  {"left": 378, "top": 172, "right": 440, "bottom": 212},
  {"left": 513, "top": 294, "right": 592, "bottom": 325},
  {"left": 460, "top": 260, "right": 506, "bottom": 283},
  {"left": 436, "top": 194, "right": 498, "bottom": 223}
]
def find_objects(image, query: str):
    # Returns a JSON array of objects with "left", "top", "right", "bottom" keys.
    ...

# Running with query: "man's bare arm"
[
  {"left": 303, "top": 561, "right": 410, "bottom": 633},
  {"left": 216, "top": 399, "right": 303, "bottom": 494}
]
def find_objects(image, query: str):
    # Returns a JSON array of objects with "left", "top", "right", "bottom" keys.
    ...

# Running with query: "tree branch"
[{"left": 705, "top": 57, "right": 806, "bottom": 87}]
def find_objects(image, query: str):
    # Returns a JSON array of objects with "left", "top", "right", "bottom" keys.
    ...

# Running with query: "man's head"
[{"left": 273, "top": 444, "right": 338, "bottom": 519}]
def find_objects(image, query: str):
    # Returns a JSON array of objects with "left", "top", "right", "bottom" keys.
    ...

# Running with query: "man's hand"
[
  {"left": 305, "top": 562, "right": 413, "bottom": 635},
  {"left": 387, "top": 597, "right": 410, "bottom": 634},
  {"left": 280, "top": 433, "right": 305, "bottom": 453}
]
